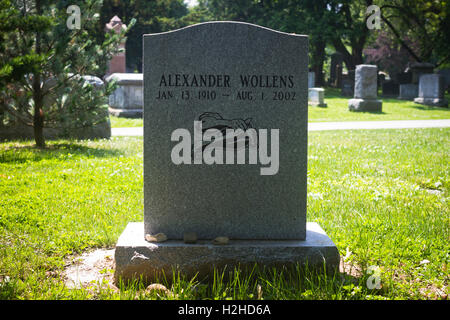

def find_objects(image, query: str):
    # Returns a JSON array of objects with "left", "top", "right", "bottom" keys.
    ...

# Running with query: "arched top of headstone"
[
  {"left": 105, "top": 72, "right": 143, "bottom": 85},
  {"left": 144, "top": 21, "right": 306, "bottom": 39}
]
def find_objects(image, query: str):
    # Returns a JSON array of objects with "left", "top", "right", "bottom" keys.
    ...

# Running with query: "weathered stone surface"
[
  {"left": 183, "top": 232, "right": 198, "bottom": 244},
  {"left": 145, "top": 233, "right": 168, "bottom": 243},
  {"left": 114, "top": 22, "right": 340, "bottom": 283},
  {"left": 354, "top": 65, "right": 378, "bottom": 99},
  {"left": 341, "top": 78, "right": 354, "bottom": 97},
  {"left": 212, "top": 236, "right": 229, "bottom": 245},
  {"left": 341, "top": 70, "right": 355, "bottom": 97},
  {"left": 114, "top": 222, "right": 340, "bottom": 283},
  {"left": 106, "top": 73, "right": 143, "bottom": 117},
  {"left": 308, "top": 88, "right": 327, "bottom": 107},
  {"left": 308, "top": 72, "right": 315, "bottom": 88},
  {"left": 143, "top": 22, "right": 308, "bottom": 240},
  {"left": 348, "top": 98, "right": 382, "bottom": 112},
  {"left": 349, "top": 65, "right": 382, "bottom": 112},
  {"left": 414, "top": 74, "right": 448, "bottom": 107},
  {"left": 398, "top": 84, "right": 418, "bottom": 100}
]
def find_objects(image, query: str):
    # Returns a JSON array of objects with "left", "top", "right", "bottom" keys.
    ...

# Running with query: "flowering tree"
[{"left": 364, "top": 30, "right": 418, "bottom": 77}]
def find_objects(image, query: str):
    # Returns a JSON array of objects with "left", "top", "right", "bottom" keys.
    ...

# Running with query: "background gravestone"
[
  {"left": 106, "top": 73, "right": 143, "bottom": 118},
  {"left": 341, "top": 71, "right": 355, "bottom": 96},
  {"left": 398, "top": 84, "right": 418, "bottom": 100},
  {"left": 348, "top": 64, "right": 382, "bottom": 112},
  {"left": 114, "top": 22, "right": 339, "bottom": 283},
  {"left": 308, "top": 72, "right": 315, "bottom": 88},
  {"left": 414, "top": 74, "right": 448, "bottom": 107},
  {"left": 308, "top": 88, "right": 327, "bottom": 107}
]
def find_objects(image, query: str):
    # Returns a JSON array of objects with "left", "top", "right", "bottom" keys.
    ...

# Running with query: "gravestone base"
[
  {"left": 309, "top": 101, "right": 328, "bottom": 108},
  {"left": 413, "top": 97, "right": 448, "bottom": 108},
  {"left": 114, "top": 222, "right": 340, "bottom": 284},
  {"left": 348, "top": 98, "right": 382, "bottom": 112},
  {"left": 108, "top": 107, "right": 143, "bottom": 118}
]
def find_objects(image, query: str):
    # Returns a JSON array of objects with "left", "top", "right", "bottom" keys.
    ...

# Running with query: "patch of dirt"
[
  {"left": 63, "top": 248, "right": 116, "bottom": 289},
  {"left": 340, "top": 255, "right": 364, "bottom": 278}
]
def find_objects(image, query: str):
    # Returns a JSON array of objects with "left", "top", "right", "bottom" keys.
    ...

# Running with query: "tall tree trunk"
[
  {"left": 351, "top": 44, "right": 365, "bottom": 68},
  {"left": 332, "top": 39, "right": 355, "bottom": 71},
  {"left": 311, "top": 40, "right": 326, "bottom": 87},
  {"left": 32, "top": 77, "right": 45, "bottom": 148},
  {"left": 33, "top": 0, "right": 45, "bottom": 148},
  {"left": 331, "top": 0, "right": 370, "bottom": 72},
  {"left": 332, "top": 37, "right": 365, "bottom": 72}
]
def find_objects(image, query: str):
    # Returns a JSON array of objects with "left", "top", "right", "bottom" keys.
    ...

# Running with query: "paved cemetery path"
[
  {"left": 111, "top": 119, "right": 450, "bottom": 136},
  {"left": 307, "top": 119, "right": 450, "bottom": 131}
]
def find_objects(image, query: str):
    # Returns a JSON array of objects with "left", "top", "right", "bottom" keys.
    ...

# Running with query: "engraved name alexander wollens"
[
  {"left": 156, "top": 72, "right": 302, "bottom": 176},
  {"left": 156, "top": 73, "right": 297, "bottom": 102}
]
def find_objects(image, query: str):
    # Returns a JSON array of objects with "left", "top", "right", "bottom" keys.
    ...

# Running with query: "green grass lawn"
[
  {"left": 309, "top": 88, "right": 450, "bottom": 122},
  {"left": 0, "top": 128, "right": 448, "bottom": 299},
  {"left": 110, "top": 115, "right": 143, "bottom": 128},
  {"left": 109, "top": 89, "right": 450, "bottom": 127}
]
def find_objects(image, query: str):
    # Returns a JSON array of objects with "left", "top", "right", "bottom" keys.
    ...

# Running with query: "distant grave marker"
[
  {"left": 349, "top": 64, "right": 382, "bottom": 112},
  {"left": 414, "top": 74, "right": 448, "bottom": 107}
]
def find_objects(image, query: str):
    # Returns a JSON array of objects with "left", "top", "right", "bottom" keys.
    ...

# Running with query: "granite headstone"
[
  {"left": 143, "top": 22, "right": 308, "bottom": 240},
  {"left": 106, "top": 73, "right": 143, "bottom": 118},
  {"left": 398, "top": 84, "right": 418, "bottom": 100},
  {"left": 114, "top": 22, "right": 339, "bottom": 283},
  {"left": 348, "top": 64, "right": 382, "bottom": 112},
  {"left": 341, "top": 71, "right": 355, "bottom": 96},
  {"left": 414, "top": 74, "right": 448, "bottom": 107},
  {"left": 308, "top": 88, "right": 327, "bottom": 107},
  {"left": 308, "top": 72, "right": 315, "bottom": 88}
]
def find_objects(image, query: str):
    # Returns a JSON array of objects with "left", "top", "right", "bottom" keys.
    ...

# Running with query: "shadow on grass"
[
  {"left": 407, "top": 104, "right": 450, "bottom": 112},
  {"left": 351, "top": 110, "right": 387, "bottom": 115},
  {"left": 0, "top": 142, "right": 124, "bottom": 163},
  {"left": 114, "top": 261, "right": 383, "bottom": 300}
]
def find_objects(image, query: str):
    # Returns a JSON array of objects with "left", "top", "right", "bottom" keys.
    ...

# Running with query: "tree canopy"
[
  {"left": 97, "top": 0, "right": 192, "bottom": 72},
  {"left": 379, "top": 0, "right": 450, "bottom": 67},
  {"left": 0, "top": 0, "right": 130, "bottom": 147}
]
